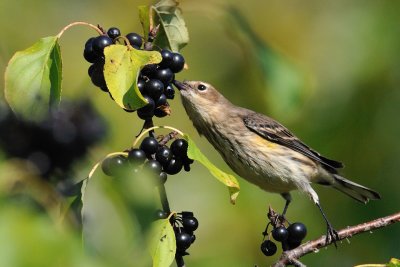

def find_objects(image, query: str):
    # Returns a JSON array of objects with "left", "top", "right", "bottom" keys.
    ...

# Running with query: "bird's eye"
[{"left": 197, "top": 84, "right": 207, "bottom": 91}]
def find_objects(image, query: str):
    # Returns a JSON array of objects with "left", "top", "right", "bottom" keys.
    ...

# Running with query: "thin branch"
[{"left": 272, "top": 211, "right": 400, "bottom": 267}]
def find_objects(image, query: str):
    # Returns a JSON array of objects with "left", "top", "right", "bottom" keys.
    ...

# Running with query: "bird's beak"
[{"left": 173, "top": 80, "right": 190, "bottom": 91}]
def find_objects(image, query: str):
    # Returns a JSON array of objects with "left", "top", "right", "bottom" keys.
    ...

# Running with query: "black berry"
[
  {"left": 288, "top": 222, "right": 307, "bottom": 242},
  {"left": 282, "top": 239, "right": 301, "bottom": 251},
  {"left": 170, "top": 139, "right": 188, "bottom": 158},
  {"left": 83, "top": 37, "right": 97, "bottom": 63},
  {"left": 141, "top": 64, "right": 158, "bottom": 77},
  {"left": 163, "top": 157, "right": 183, "bottom": 175},
  {"left": 93, "top": 35, "right": 113, "bottom": 54},
  {"left": 154, "top": 106, "right": 169, "bottom": 118},
  {"left": 260, "top": 240, "right": 277, "bottom": 256},
  {"left": 107, "top": 27, "right": 121, "bottom": 39},
  {"left": 144, "top": 159, "right": 162, "bottom": 174},
  {"left": 165, "top": 84, "right": 175, "bottom": 99},
  {"left": 272, "top": 226, "right": 289, "bottom": 242},
  {"left": 170, "top": 53, "right": 185, "bottom": 73},
  {"left": 182, "top": 216, "right": 199, "bottom": 232},
  {"left": 137, "top": 95, "right": 155, "bottom": 120},
  {"left": 159, "top": 49, "right": 173, "bottom": 68},
  {"left": 176, "top": 231, "right": 192, "bottom": 252},
  {"left": 155, "top": 146, "right": 172, "bottom": 165},
  {"left": 137, "top": 79, "right": 145, "bottom": 93},
  {"left": 153, "top": 68, "right": 174, "bottom": 85},
  {"left": 128, "top": 148, "right": 146, "bottom": 166},
  {"left": 126, "top": 33, "right": 143, "bottom": 48},
  {"left": 159, "top": 172, "right": 168, "bottom": 184},
  {"left": 101, "top": 155, "right": 127, "bottom": 177},
  {"left": 155, "top": 94, "right": 167, "bottom": 107},
  {"left": 145, "top": 79, "right": 164, "bottom": 99},
  {"left": 155, "top": 209, "right": 168, "bottom": 220},
  {"left": 140, "top": 137, "right": 159, "bottom": 155}
]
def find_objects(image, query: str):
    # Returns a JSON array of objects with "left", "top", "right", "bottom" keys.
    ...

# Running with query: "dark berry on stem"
[
  {"left": 155, "top": 146, "right": 172, "bottom": 165},
  {"left": 170, "top": 53, "right": 185, "bottom": 73},
  {"left": 137, "top": 95, "right": 155, "bottom": 120},
  {"left": 159, "top": 49, "right": 173, "bottom": 68},
  {"left": 182, "top": 216, "right": 199, "bottom": 232},
  {"left": 107, "top": 27, "right": 121, "bottom": 39},
  {"left": 155, "top": 209, "right": 168, "bottom": 220},
  {"left": 153, "top": 68, "right": 174, "bottom": 85},
  {"left": 272, "top": 226, "right": 289, "bottom": 242},
  {"left": 154, "top": 107, "right": 168, "bottom": 118},
  {"left": 90, "top": 64, "right": 107, "bottom": 90},
  {"left": 163, "top": 157, "right": 183, "bottom": 175},
  {"left": 137, "top": 79, "right": 145, "bottom": 93},
  {"left": 261, "top": 240, "right": 277, "bottom": 256},
  {"left": 145, "top": 79, "right": 164, "bottom": 99},
  {"left": 144, "top": 159, "right": 162, "bottom": 174},
  {"left": 101, "top": 155, "right": 127, "bottom": 177},
  {"left": 176, "top": 232, "right": 192, "bottom": 252},
  {"left": 88, "top": 64, "right": 95, "bottom": 77},
  {"left": 159, "top": 172, "right": 168, "bottom": 184},
  {"left": 84, "top": 37, "right": 97, "bottom": 63},
  {"left": 93, "top": 35, "right": 113, "bottom": 54},
  {"left": 171, "top": 139, "right": 188, "bottom": 158},
  {"left": 181, "top": 211, "right": 194, "bottom": 218},
  {"left": 141, "top": 64, "right": 158, "bottom": 77},
  {"left": 155, "top": 94, "right": 167, "bottom": 107},
  {"left": 140, "top": 137, "right": 159, "bottom": 155},
  {"left": 126, "top": 32, "right": 143, "bottom": 48},
  {"left": 128, "top": 148, "right": 146, "bottom": 166},
  {"left": 165, "top": 84, "right": 175, "bottom": 99},
  {"left": 282, "top": 239, "right": 301, "bottom": 251},
  {"left": 191, "top": 235, "right": 196, "bottom": 244},
  {"left": 288, "top": 222, "right": 307, "bottom": 242}
]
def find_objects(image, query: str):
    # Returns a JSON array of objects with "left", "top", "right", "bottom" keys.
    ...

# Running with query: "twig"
[
  {"left": 158, "top": 131, "right": 179, "bottom": 146},
  {"left": 272, "top": 211, "right": 400, "bottom": 267}
]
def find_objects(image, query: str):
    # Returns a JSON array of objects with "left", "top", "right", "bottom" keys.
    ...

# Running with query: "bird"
[{"left": 173, "top": 80, "right": 381, "bottom": 244}]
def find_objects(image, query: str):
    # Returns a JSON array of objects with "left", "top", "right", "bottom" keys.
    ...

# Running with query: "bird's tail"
[{"left": 332, "top": 175, "right": 381, "bottom": 203}]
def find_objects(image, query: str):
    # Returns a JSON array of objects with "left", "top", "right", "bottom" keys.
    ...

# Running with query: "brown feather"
[{"left": 243, "top": 112, "right": 343, "bottom": 173}]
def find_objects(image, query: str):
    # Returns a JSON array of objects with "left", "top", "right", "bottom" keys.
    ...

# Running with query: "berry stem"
[
  {"left": 158, "top": 131, "right": 179, "bottom": 146},
  {"left": 56, "top": 21, "right": 104, "bottom": 39},
  {"left": 133, "top": 126, "right": 184, "bottom": 148}
]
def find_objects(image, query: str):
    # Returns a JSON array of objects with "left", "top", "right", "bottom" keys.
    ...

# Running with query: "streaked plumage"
[{"left": 175, "top": 80, "right": 381, "bottom": 243}]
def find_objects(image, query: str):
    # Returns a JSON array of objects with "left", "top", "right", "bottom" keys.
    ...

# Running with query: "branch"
[{"left": 272, "top": 211, "right": 400, "bottom": 267}]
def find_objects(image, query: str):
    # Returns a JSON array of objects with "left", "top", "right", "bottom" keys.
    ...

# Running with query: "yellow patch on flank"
[{"left": 252, "top": 134, "right": 277, "bottom": 148}]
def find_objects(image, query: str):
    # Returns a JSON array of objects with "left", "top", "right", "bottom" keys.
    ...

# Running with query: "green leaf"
[
  {"left": 183, "top": 134, "right": 240, "bottom": 204},
  {"left": 389, "top": 258, "right": 400, "bottom": 267},
  {"left": 4, "top": 36, "right": 62, "bottom": 122},
  {"left": 104, "top": 44, "right": 162, "bottom": 110},
  {"left": 152, "top": 0, "right": 189, "bottom": 52},
  {"left": 148, "top": 218, "right": 176, "bottom": 267},
  {"left": 138, "top": 5, "right": 151, "bottom": 39}
]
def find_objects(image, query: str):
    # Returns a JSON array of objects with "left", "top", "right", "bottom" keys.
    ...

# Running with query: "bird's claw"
[{"left": 325, "top": 223, "right": 339, "bottom": 247}]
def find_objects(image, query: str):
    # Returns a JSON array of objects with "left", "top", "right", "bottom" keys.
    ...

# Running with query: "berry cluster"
[
  {"left": 83, "top": 27, "right": 185, "bottom": 119},
  {"left": 261, "top": 222, "right": 307, "bottom": 256},
  {"left": 0, "top": 100, "right": 107, "bottom": 179},
  {"left": 135, "top": 49, "right": 185, "bottom": 119},
  {"left": 101, "top": 136, "right": 193, "bottom": 181},
  {"left": 83, "top": 27, "right": 143, "bottom": 93},
  {"left": 155, "top": 211, "right": 199, "bottom": 256}
]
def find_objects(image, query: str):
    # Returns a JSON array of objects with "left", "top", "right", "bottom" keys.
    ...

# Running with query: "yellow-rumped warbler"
[{"left": 174, "top": 80, "right": 380, "bottom": 243}]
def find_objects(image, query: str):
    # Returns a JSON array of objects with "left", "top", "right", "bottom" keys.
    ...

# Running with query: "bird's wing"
[{"left": 243, "top": 113, "right": 343, "bottom": 172}]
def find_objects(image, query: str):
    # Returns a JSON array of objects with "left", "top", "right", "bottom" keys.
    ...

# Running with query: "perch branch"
[{"left": 272, "top": 211, "right": 400, "bottom": 267}]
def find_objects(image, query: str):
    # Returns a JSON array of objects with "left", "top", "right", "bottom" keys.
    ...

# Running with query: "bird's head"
[{"left": 173, "top": 80, "right": 233, "bottom": 128}]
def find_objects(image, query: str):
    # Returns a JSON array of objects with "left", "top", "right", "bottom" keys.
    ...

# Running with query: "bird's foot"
[{"left": 325, "top": 222, "right": 340, "bottom": 247}]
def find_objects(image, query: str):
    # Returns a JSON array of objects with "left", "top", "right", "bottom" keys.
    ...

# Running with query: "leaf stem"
[{"left": 56, "top": 21, "right": 104, "bottom": 39}]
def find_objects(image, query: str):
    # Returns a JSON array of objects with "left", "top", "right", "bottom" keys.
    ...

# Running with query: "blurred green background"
[{"left": 1, "top": 0, "right": 400, "bottom": 266}]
